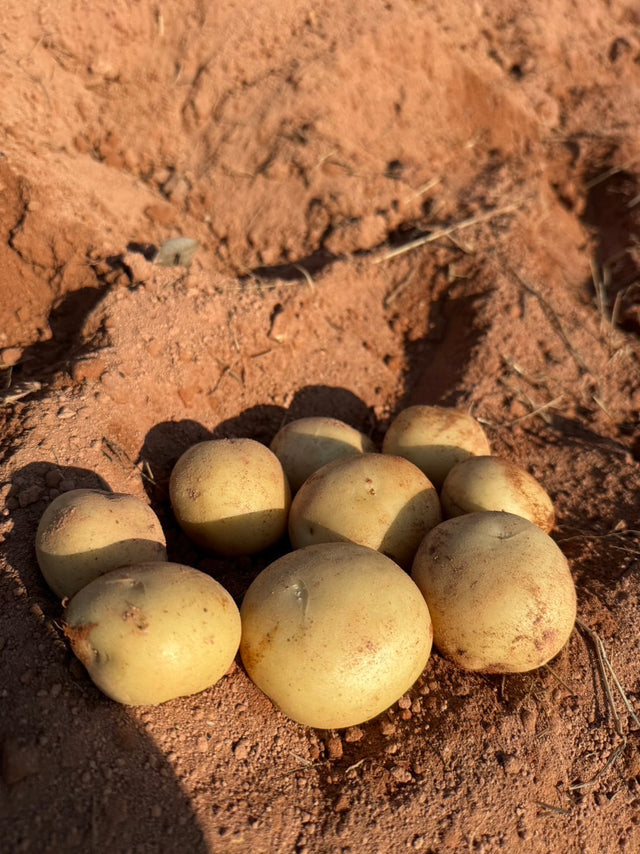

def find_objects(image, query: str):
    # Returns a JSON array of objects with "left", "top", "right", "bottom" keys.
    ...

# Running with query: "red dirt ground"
[{"left": 1, "top": 2, "right": 640, "bottom": 851}]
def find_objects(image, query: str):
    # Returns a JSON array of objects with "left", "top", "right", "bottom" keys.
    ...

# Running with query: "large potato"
[
  {"left": 288, "top": 453, "right": 441, "bottom": 569},
  {"left": 240, "top": 543, "right": 432, "bottom": 728},
  {"left": 382, "top": 405, "right": 491, "bottom": 489},
  {"left": 64, "top": 562, "right": 241, "bottom": 705},
  {"left": 411, "top": 512, "right": 576, "bottom": 673},
  {"left": 169, "top": 438, "right": 291, "bottom": 555},
  {"left": 35, "top": 489, "right": 167, "bottom": 598},
  {"left": 441, "top": 455, "right": 555, "bottom": 532},
  {"left": 270, "top": 416, "right": 376, "bottom": 492}
]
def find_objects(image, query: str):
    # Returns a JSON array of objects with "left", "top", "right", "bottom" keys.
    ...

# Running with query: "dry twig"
[
  {"left": 569, "top": 620, "right": 638, "bottom": 791},
  {"left": 374, "top": 204, "right": 518, "bottom": 263}
]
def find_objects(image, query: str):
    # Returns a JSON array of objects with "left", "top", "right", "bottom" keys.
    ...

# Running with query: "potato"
[
  {"left": 64, "top": 562, "right": 241, "bottom": 705},
  {"left": 240, "top": 543, "right": 432, "bottom": 728},
  {"left": 411, "top": 512, "right": 576, "bottom": 673},
  {"left": 35, "top": 489, "right": 167, "bottom": 598},
  {"left": 288, "top": 453, "right": 441, "bottom": 569},
  {"left": 382, "top": 405, "right": 491, "bottom": 489},
  {"left": 169, "top": 438, "right": 291, "bottom": 555},
  {"left": 441, "top": 455, "right": 555, "bottom": 532},
  {"left": 270, "top": 416, "right": 376, "bottom": 492}
]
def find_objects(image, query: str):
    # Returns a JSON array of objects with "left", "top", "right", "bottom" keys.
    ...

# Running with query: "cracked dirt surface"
[{"left": 1, "top": 2, "right": 640, "bottom": 852}]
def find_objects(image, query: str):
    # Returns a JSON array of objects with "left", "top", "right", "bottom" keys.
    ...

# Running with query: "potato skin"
[
  {"left": 35, "top": 489, "right": 167, "bottom": 598},
  {"left": 64, "top": 562, "right": 241, "bottom": 705},
  {"left": 270, "top": 416, "right": 376, "bottom": 492},
  {"left": 411, "top": 512, "right": 576, "bottom": 673},
  {"left": 169, "top": 438, "right": 291, "bottom": 555},
  {"left": 382, "top": 405, "right": 491, "bottom": 489},
  {"left": 240, "top": 543, "right": 432, "bottom": 729},
  {"left": 288, "top": 453, "right": 441, "bottom": 569},
  {"left": 441, "top": 456, "right": 555, "bottom": 532}
]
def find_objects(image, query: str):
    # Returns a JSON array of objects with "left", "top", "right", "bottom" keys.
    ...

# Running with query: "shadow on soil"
[
  {"left": 581, "top": 165, "right": 640, "bottom": 336},
  {"left": 1, "top": 463, "right": 209, "bottom": 852},
  {"left": 402, "top": 287, "right": 490, "bottom": 408}
]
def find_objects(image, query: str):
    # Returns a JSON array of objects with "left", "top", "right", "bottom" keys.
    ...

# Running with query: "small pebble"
[
  {"left": 18, "top": 485, "right": 44, "bottom": 507},
  {"left": 196, "top": 735, "right": 210, "bottom": 753},
  {"left": 233, "top": 738, "right": 251, "bottom": 761},
  {"left": 380, "top": 719, "right": 396, "bottom": 737},
  {"left": 343, "top": 726, "right": 364, "bottom": 743},
  {"left": 325, "top": 734, "right": 343, "bottom": 761},
  {"left": 44, "top": 468, "right": 63, "bottom": 488},
  {"left": 390, "top": 765, "right": 413, "bottom": 784}
]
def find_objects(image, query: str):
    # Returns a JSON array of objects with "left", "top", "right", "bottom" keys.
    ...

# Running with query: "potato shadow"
[
  {"left": 136, "top": 387, "right": 377, "bottom": 599},
  {"left": 1, "top": 462, "right": 209, "bottom": 852}
]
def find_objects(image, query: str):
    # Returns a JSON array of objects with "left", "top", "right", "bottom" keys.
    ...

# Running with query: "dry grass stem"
[
  {"left": 375, "top": 204, "right": 518, "bottom": 263},
  {"left": 508, "top": 269, "right": 591, "bottom": 376},
  {"left": 1, "top": 380, "right": 42, "bottom": 404},
  {"left": 292, "top": 264, "right": 315, "bottom": 290},
  {"left": 403, "top": 176, "right": 441, "bottom": 203},
  {"left": 543, "top": 664, "right": 577, "bottom": 696},
  {"left": 569, "top": 620, "right": 638, "bottom": 791},
  {"left": 535, "top": 801, "right": 572, "bottom": 816},
  {"left": 383, "top": 266, "right": 418, "bottom": 307}
]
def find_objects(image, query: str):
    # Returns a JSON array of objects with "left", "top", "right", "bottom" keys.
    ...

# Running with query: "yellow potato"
[
  {"left": 64, "top": 562, "right": 241, "bottom": 705},
  {"left": 270, "top": 416, "right": 376, "bottom": 492},
  {"left": 240, "top": 543, "right": 432, "bottom": 728},
  {"left": 382, "top": 405, "right": 491, "bottom": 489},
  {"left": 411, "top": 512, "right": 576, "bottom": 673},
  {"left": 169, "top": 438, "right": 291, "bottom": 555},
  {"left": 35, "top": 489, "right": 167, "bottom": 599},
  {"left": 288, "top": 453, "right": 441, "bottom": 569},
  {"left": 441, "top": 455, "right": 555, "bottom": 532}
]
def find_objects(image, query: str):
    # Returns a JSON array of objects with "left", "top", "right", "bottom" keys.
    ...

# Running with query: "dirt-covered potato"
[
  {"left": 35, "top": 489, "right": 167, "bottom": 599},
  {"left": 240, "top": 543, "right": 432, "bottom": 728},
  {"left": 382, "top": 405, "right": 491, "bottom": 489},
  {"left": 411, "top": 512, "right": 576, "bottom": 673},
  {"left": 64, "top": 562, "right": 241, "bottom": 705},
  {"left": 270, "top": 416, "right": 376, "bottom": 492},
  {"left": 288, "top": 453, "right": 441, "bottom": 568},
  {"left": 169, "top": 438, "right": 291, "bottom": 555},
  {"left": 441, "top": 455, "right": 555, "bottom": 532}
]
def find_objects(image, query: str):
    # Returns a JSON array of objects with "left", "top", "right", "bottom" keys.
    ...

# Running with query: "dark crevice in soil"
[{"left": 581, "top": 165, "right": 640, "bottom": 336}]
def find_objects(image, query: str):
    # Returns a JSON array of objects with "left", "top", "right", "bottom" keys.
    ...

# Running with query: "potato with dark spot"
[
  {"left": 411, "top": 512, "right": 576, "bottom": 673},
  {"left": 287, "top": 453, "right": 441, "bottom": 569},
  {"left": 270, "top": 416, "right": 376, "bottom": 492},
  {"left": 170, "top": 438, "right": 291, "bottom": 555},
  {"left": 36, "top": 489, "right": 167, "bottom": 598},
  {"left": 382, "top": 405, "right": 491, "bottom": 489},
  {"left": 240, "top": 542, "right": 432, "bottom": 728},
  {"left": 64, "top": 562, "right": 241, "bottom": 705},
  {"left": 441, "top": 455, "right": 555, "bottom": 531}
]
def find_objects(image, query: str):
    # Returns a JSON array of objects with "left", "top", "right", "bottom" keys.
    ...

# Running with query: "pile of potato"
[{"left": 35, "top": 406, "right": 577, "bottom": 729}]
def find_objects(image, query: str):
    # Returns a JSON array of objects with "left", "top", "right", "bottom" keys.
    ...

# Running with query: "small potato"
[
  {"left": 35, "top": 489, "right": 167, "bottom": 598},
  {"left": 411, "top": 512, "right": 576, "bottom": 673},
  {"left": 441, "top": 455, "right": 555, "bottom": 532},
  {"left": 382, "top": 405, "right": 491, "bottom": 489},
  {"left": 288, "top": 453, "right": 441, "bottom": 569},
  {"left": 270, "top": 416, "right": 376, "bottom": 492},
  {"left": 240, "top": 543, "right": 432, "bottom": 728},
  {"left": 169, "top": 438, "right": 291, "bottom": 555},
  {"left": 64, "top": 562, "right": 241, "bottom": 705}
]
